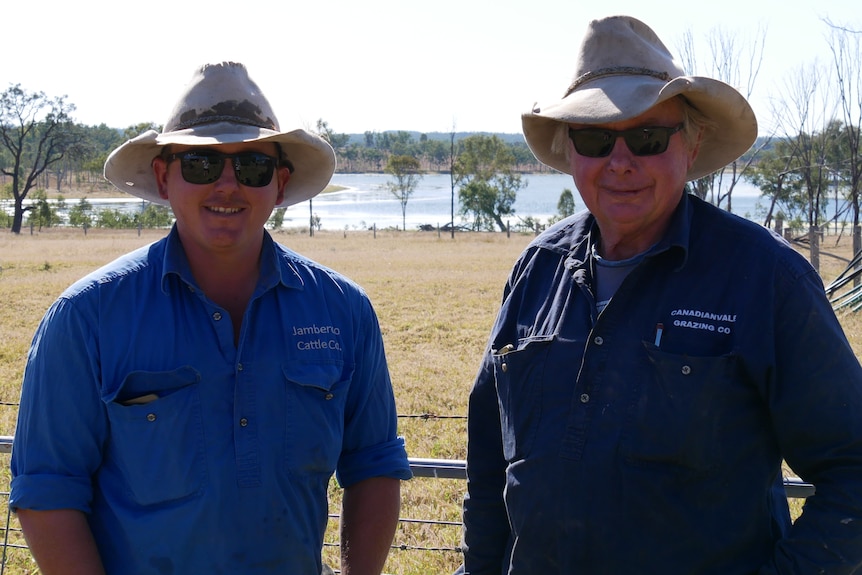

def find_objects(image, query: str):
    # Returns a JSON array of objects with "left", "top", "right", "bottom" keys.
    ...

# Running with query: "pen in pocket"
[{"left": 654, "top": 323, "right": 664, "bottom": 347}]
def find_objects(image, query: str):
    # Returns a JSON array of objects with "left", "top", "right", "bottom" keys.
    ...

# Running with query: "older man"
[
  {"left": 462, "top": 15, "right": 862, "bottom": 575},
  {"left": 11, "top": 62, "right": 411, "bottom": 575}
]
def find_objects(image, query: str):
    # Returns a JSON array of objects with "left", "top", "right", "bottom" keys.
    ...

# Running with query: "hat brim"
[
  {"left": 522, "top": 75, "right": 757, "bottom": 181},
  {"left": 104, "top": 123, "right": 336, "bottom": 208}
]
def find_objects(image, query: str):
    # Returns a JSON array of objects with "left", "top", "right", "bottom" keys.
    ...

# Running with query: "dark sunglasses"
[
  {"left": 164, "top": 150, "right": 279, "bottom": 187},
  {"left": 568, "top": 124, "right": 684, "bottom": 158}
]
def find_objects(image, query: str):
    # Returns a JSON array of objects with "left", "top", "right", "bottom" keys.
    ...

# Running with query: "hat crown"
[
  {"left": 164, "top": 62, "right": 279, "bottom": 133},
  {"left": 104, "top": 61, "right": 336, "bottom": 209},
  {"left": 520, "top": 14, "right": 758, "bottom": 182},
  {"left": 567, "top": 16, "right": 686, "bottom": 96}
]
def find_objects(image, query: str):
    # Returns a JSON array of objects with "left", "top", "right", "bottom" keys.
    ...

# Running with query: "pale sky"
[{"left": 3, "top": 0, "right": 858, "bottom": 137}]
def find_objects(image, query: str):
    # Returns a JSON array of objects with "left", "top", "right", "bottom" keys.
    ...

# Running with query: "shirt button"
[
  {"left": 237, "top": 363, "right": 244, "bottom": 372},
  {"left": 325, "top": 393, "right": 334, "bottom": 401},
  {"left": 593, "top": 336, "right": 604, "bottom": 346},
  {"left": 681, "top": 365, "right": 692, "bottom": 375},
  {"left": 146, "top": 413, "right": 156, "bottom": 422},
  {"left": 240, "top": 418, "right": 248, "bottom": 427},
  {"left": 501, "top": 363, "right": 508, "bottom": 373},
  {"left": 212, "top": 312, "right": 222, "bottom": 321},
  {"left": 580, "top": 393, "right": 590, "bottom": 403}
]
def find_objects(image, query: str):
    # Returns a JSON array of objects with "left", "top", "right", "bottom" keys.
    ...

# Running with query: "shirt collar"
[
  {"left": 565, "top": 191, "right": 693, "bottom": 272},
  {"left": 160, "top": 226, "right": 303, "bottom": 294},
  {"left": 646, "top": 191, "right": 692, "bottom": 270}
]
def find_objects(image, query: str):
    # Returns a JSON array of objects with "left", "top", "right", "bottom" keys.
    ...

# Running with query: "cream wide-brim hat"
[
  {"left": 521, "top": 15, "right": 757, "bottom": 181},
  {"left": 104, "top": 62, "right": 335, "bottom": 208}
]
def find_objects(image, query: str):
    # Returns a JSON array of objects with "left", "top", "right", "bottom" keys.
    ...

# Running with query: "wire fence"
[{"left": 0, "top": 418, "right": 815, "bottom": 574}]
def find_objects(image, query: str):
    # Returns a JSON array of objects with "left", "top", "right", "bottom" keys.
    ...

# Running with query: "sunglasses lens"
[
  {"left": 569, "top": 129, "right": 615, "bottom": 158},
  {"left": 234, "top": 153, "right": 276, "bottom": 187},
  {"left": 569, "top": 126, "right": 679, "bottom": 158},
  {"left": 625, "top": 129, "right": 668, "bottom": 156},
  {"left": 175, "top": 151, "right": 276, "bottom": 187},
  {"left": 180, "top": 153, "right": 223, "bottom": 184}
]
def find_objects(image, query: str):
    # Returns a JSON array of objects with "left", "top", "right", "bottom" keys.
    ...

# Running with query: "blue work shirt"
[
  {"left": 11, "top": 227, "right": 412, "bottom": 574},
  {"left": 462, "top": 194, "right": 862, "bottom": 574}
]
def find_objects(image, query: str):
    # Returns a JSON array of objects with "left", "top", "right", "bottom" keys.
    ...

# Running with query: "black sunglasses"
[
  {"left": 164, "top": 150, "right": 279, "bottom": 187},
  {"left": 568, "top": 124, "right": 684, "bottom": 158}
]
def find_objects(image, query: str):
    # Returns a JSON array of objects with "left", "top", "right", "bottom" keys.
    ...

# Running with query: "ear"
[
  {"left": 275, "top": 165, "right": 291, "bottom": 205},
  {"left": 152, "top": 156, "right": 170, "bottom": 200},
  {"left": 687, "top": 128, "right": 703, "bottom": 171}
]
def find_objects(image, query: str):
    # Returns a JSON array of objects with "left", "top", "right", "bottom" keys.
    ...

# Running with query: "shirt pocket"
[
  {"left": 492, "top": 335, "right": 553, "bottom": 462},
  {"left": 620, "top": 344, "right": 738, "bottom": 474},
  {"left": 283, "top": 360, "right": 352, "bottom": 477},
  {"left": 104, "top": 366, "right": 205, "bottom": 506}
]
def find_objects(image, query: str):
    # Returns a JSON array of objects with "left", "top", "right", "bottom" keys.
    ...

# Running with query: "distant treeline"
[
  {"left": 4, "top": 124, "right": 553, "bottom": 197},
  {"left": 312, "top": 124, "right": 550, "bottom": 174}
]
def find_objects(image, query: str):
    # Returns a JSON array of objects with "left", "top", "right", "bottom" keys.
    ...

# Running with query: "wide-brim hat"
[
  {"left": 104, "top": 62, "right": 336, "bottom": 208},
  {"left": 522, "top": 15, "right": 757, "bottom": 181}
]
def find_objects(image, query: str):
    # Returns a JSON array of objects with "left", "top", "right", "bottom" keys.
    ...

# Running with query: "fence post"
[{"left": 809, "top": 225, "right": 820, "bottom": 273}]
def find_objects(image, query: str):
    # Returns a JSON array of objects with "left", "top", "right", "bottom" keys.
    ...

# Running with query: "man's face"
[
  {"left": 567, "top": 98, "right": 699, "bottom": 258},
  {"left": 152, "top": 141, "right": 290, "bottom": 258}
]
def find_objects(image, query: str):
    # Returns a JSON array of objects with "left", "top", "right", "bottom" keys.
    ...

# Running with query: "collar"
[
  {"left": 563, "top": 192, "right": 693, "bottom": 272},
  {"left": 160, "top": 226, "right": 301, "bottom": 294},
  {"left": 648, "top": 192, "right": 692, "bottom": 270}
]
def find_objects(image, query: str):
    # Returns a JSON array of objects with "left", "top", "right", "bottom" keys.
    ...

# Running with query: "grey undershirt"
[{"left": 593, "top": 244, "right": 647, "bottom": 314}]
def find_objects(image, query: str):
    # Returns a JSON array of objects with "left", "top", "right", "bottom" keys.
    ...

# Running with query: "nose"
[
  {"left": 606, "top": 136, "right": 635, "bottom": 170},
  {"left": 214, "top": 157, "right": 239, "bottom": 188}
]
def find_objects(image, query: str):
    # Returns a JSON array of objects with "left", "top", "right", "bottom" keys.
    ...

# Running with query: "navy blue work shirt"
[
  {"left": 11, "top": 227, "right": 411, "bottom": 574},
  {"left": 462, "top": 194, "right": 862, "bottom": 574}
]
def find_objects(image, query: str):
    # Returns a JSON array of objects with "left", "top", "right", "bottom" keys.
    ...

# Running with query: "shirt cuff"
[
  {"left": 10, "top": 474, "right": 93, "bottom": 514},
  {"left": 336, "top": 436, "right": 412, "bottom": 487}
]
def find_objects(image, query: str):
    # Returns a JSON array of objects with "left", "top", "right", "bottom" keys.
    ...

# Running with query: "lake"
[
  {"left": 15, "top": 173, "right": 781, "bottom": 231},
  {"left": 287, "top": 173, "right": 768, "bottom": 231}
]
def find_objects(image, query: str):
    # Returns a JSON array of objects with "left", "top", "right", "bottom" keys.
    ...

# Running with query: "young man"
[
  {"left": 11, "top": 62, "right": 411, "bottom": 575},
  {"left": 461, "top": 16, "right": 862, "bottom": 574}
]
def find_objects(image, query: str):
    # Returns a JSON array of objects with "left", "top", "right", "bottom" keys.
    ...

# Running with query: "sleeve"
[
  {"left": 761, "top": 263, "right": 862, "bottom": 574},
  {"left": 10, "top": 296, "right": 108, "bottom": 514},
  {"left": 461, "top": 259, "right": 531, "bottom": 575},
  {"left": 335, "top": 294, "right": 411, "bottom": 488},
  {"left": 461, "top": 343, "right": 512, "bottom": 575}
]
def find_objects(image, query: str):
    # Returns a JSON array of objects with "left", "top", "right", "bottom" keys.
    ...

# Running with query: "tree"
[
  {"left": 557, "top": 188, "right": 576, "bottom": 218},
  {"left": 747, "top": 140, "right": 808, "bottom": 228},
  {"left": 68, "top": 197, "right": 94, "bottom": 230},
  {"left": 315, "top": 119, "right": 349, "bottom": 150},
  {"left": 770, "top": 60, "right": 837, "bottom": 236},
  {"left": 95, "top": 208, "right": 135, "bottom": 228},
  {"left": 825, "top": 18, "right": 862, "bottom": 257},
  {"left": 384, "top": 154, "right": 423, "bottom": 230},
  {"left": 453, "top": 135, "right": 524, "bottom": 231},
  {"left": 138, "top": 204, "right": 174, "bottom": 228},
  {"left": 0, "top": 84, "right": 82, "bottom": 233},
  {"left": 26, "top": 190, "right": 62, "bottom": 230},
  {"left": 269, "top": 207, "right": 286, "bottom": 230},
  {"left": 312, "top": 120, "right": 349, "bottom": 237},
  {"left": 677, "top": 25, "right": 766, "bottom": 210}
]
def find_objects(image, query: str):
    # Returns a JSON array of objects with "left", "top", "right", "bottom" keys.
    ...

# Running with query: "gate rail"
[{"left": 0, "top": 435, "right": 816, "bottom": 574}]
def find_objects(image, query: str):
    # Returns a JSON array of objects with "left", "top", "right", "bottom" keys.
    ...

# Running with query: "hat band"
[
  {"left": 564, "top": 67, "right": 672, "bottom": 97},
  {"left": 172, "top": 114, "right": 277, "bottom": 132}
]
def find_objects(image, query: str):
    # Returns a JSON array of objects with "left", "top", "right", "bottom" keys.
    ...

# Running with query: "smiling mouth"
[{"left": 206, "top": 206, "right": 242, "bottom": 214}]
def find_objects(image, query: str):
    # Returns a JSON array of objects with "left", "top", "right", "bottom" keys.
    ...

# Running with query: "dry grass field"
[{"left": 0, "top": 225, "right": 860, "bottom": 574}]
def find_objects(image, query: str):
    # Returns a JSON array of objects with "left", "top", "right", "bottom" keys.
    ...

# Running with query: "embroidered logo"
[
  {"left": 669, "top": 308, "right": 736, "bottom": 334},
  {"left": 292, "top": 324, "right": 342, "bottom": 351}
]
